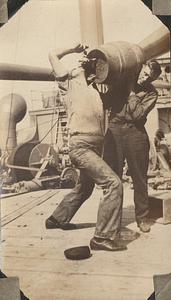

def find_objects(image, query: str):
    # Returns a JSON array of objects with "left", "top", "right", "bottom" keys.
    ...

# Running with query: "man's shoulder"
[{"left": 135, "top": 83, "right": 157, "bottom": 95}]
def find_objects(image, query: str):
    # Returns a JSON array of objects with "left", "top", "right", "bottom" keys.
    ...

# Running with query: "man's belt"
[{"left": 70, "top": 132, "right": 104, "bottom": 137}]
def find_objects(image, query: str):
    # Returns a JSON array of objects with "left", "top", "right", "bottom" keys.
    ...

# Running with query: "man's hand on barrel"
[{"left": 72, "top": 43, "right": 89, "bottom": 54}]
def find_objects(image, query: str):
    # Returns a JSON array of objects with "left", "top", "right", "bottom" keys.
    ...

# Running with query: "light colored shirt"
[{"left": 58, "top": 71, "right": 105, "bottom": 137}]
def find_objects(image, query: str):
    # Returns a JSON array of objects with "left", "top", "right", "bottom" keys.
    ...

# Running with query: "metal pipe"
[
  {"left": 0, "top": 93, "right": 27, "bottom": 157},
  {"left": 139, "top": 26, "right": 170, "bottom": 62},
  {"left": 0, "top": 63, "right": 53, "bottom": 81},
  {"left": 153, "top": 80, "right": 170, "bottom": 89},
  {"left": 0, "top": 27, "right": 169, "bottom": 81},
  {"left": 79, "top": 0, "right": 104, "bottom": 47},
  {"left": 6, "top": 164, "right": 47, "bottom": 172}
]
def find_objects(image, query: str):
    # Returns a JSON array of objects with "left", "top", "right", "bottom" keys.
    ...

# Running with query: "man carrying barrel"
[
  {"left": 104, "top": 59, "right": 161, "bottom": 233},
  {"left": 45, "top": 43, "right": 127, "bottom": 252}
]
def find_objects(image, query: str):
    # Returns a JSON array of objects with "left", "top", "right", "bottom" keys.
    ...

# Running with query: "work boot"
[
  {"left": 137, "top": 219, "right": 151, "bottom": 233},
  {"left": 45, "top": 216, "right": 76, "bottom": 230},
  {"left": 90, "top": 237, "right": 127, "bottom": 251}
]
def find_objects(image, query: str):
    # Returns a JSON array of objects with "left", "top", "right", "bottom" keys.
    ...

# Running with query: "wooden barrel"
[{"left": 87, "top": 41, "right": 144, "bottom": 85}]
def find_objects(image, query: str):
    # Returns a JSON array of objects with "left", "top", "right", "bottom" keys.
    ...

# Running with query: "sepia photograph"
[{"left": 0, "top": 0, "right": 171, "bottom": 299}]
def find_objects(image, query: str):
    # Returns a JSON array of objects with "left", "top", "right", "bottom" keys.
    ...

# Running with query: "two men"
[
  {"left": 46, "top": 44, "right": 126, "bottom": 251},
  {"left": 104, "top": 59, "right": 161, "bottom": 232}
]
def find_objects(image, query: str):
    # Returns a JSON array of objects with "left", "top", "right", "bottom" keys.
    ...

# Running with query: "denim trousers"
[
  {"left": 104, "top": 123, "right": 150, "bottom": 222},
  {"left": 52, "top": 134, "right": 123, "bottom": 240}
]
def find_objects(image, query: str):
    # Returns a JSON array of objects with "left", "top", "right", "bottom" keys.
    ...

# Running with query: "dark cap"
[{"left": 64, "top": 246, "right": 91, "bottom": 260}]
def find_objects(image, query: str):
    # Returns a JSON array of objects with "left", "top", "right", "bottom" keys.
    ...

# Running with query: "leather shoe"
[
  {"left": 45, "top": 216, "right": 76, "bottom": 230},
  {"left": 137, "top": 220, "right": 151, "bottom": 233},
  {"left": 90, "top": 237, "right": 127, "bottom": 251}
]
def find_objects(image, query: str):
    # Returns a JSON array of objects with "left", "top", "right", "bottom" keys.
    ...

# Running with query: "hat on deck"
[{"left": 64, "top": 246, "right": 91, "bottom": 260}]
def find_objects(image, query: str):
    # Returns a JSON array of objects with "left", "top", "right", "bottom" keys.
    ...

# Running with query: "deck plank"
[{"left": 1, "top": 186, "right": 171, "bottom": 300}]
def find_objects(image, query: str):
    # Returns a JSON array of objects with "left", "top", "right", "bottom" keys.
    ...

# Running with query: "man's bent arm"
[
  {"left": 49, "top": 44, "right": 87, "bottom": 79},
  {"left": 116, "top": 91, "right": 158, "bottom": 122},
  {"left": 49, "top": 48, "right": 73, "bottom": 79},
  {"left": 127, "top": 91, "right": 158, "bottom": 120}
]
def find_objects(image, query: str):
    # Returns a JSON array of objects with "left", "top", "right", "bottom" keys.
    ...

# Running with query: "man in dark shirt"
[{"left": 104, "top": 59, "right": 161, "bottom": 233}]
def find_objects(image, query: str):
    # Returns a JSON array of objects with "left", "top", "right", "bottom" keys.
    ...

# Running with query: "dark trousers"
[
  {"left": 104, "top": 123, "right": 150, "bottom": 222},
  {"left": 52, "top": 135, "right": 123, "bottom": 240}
]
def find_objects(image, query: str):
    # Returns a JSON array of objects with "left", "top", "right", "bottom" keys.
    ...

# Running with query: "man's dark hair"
[
  {"left": 147, "top": 59, "right": 162, "bottom": 80},
  {"left": 155, "top": 128, "right": 165, "bottom": 140},
  {"left": 81, "top": 58, "right": 97, "bottom": 80}
]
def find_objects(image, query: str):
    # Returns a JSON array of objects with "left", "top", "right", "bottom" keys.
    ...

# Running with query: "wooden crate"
[
  {"left": 0, "top": 277, "right": 21, "bottom": 300},
  {"left": 149, "top": 190, "right": 171, "bottom": 224}
]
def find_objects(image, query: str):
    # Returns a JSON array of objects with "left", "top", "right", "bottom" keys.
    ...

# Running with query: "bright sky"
[
  {"left": 0, "top": 0, "right": 165, "bottom": 66},
  {"left": 0, "top": 0, "right": 169, "bottom": 129},
  {"left": 102, "top": 0, "right": 163, "bottom": 43}
]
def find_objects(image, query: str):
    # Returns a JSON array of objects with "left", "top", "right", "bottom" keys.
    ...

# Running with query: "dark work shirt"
[{"left": 109, "top": 82, "right": 158, "bottom": 127}]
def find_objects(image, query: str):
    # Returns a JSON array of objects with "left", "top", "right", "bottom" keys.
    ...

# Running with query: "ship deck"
[{"left": 1, "top": 185, "right": 171, "bottom": 300}]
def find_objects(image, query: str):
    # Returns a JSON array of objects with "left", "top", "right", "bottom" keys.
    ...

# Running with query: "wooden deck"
[{"left": 1, "top": 185, "right": 171, "bottom": 300}]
